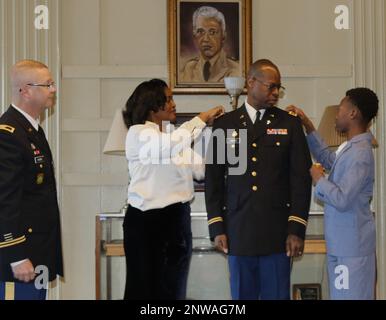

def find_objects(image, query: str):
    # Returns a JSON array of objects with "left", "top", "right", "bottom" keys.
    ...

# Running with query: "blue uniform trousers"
[
  {"left": 0, "top": 282, "right": 46, "bottom": 300},
  {"left": 228, "top": 253, "right": 290, "bottom": 300}
]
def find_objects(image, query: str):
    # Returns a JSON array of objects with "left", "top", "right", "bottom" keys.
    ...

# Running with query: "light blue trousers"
[{"left": 327, "top": 253, "right": 375, "bottom": 300}]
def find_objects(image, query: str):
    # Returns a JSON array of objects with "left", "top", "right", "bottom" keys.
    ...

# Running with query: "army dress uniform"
[
  {"left": 0, "top": 106, "right": 63, "bottom": 298},
  {"left": 180, "top": 49, "right": 240, "bottom": 83},
  {"left": 205, "top": 103, "right": 312, "bottom": 299}
]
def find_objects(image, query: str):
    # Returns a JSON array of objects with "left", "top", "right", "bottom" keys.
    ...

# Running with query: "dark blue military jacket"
[
  {"left": 205, "top": 105, "right": 312, "bottom": 255},
  {"left": 0, "top": 106, "right": 63, "bottom": 282}
]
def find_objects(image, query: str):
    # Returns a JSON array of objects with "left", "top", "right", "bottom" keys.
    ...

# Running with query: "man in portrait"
[{"left": 180, "top": 6, "right": 240, "bottom": 83}]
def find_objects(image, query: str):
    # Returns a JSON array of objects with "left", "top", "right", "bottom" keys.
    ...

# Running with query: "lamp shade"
[
  {"left": 224, "top": 77, "right": 245, "bottom": 96},
  {"left": 318, "top": 105, "right": 378, "bottom": 148},
  {"left": 103, "top": 109, "right": 128, "bottom": 155},
  {"left": 317, "top": 105, "right": 345, "bottom": 147}
]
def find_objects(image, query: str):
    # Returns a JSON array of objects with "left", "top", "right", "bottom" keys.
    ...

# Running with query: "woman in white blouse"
[{"left": 122, "top": 79, "right": 224, "bottom": 299}]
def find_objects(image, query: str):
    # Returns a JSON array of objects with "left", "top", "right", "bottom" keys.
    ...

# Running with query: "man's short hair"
[
  {"left": 10, "top": 60, "right": 49, "bottom": 91},
  {"left": 247, "top": 59, "right": 280, "bottom": 79},
  {"left": 193, "top": 6, "right": 226, "bottom": 35},
  {"left": 346, "top": 87, "right": 379, "bottom": 123},
  {"left": 12, "top": 59, "right": 48, "bottom": 73}
]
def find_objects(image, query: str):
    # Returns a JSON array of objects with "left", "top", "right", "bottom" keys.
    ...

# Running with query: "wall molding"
[
  {"left": 62, "top": 173, "right": 128, "bottom": 186},
  {"left": 62, "top": 118, "right": 112, "bottom": 132},
  {"left": 62, "top": 64, "right": 353, "bottom": 79},
  {"left": 62, "top": 65, "right": 168, "bottom": 79}
]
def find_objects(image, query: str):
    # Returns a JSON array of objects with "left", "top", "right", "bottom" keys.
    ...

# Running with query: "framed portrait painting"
[{"left": 168, "top": 0, "right": 252, "bottom": 94}]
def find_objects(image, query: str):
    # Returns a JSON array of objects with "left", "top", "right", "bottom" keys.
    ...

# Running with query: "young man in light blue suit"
[{"left": 287, "top": 88, "right": 379, "bottom": 300}]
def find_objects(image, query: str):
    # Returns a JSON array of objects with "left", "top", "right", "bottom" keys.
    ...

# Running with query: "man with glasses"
[
  {"left": 180, "top": 6, "right": 240, "bottom": 83},
  {"left": 205, "top": 59, "right": 312, "bottom": 299},
  {"left": 0, "top": 60, "right": 63, "bottom": 300}
]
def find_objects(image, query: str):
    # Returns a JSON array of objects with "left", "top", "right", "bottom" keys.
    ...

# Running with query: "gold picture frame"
[{"left": 168, "top": 0, "right": 252, "bottom": 94}]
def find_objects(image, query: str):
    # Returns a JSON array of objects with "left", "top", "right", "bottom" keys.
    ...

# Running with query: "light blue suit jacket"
[{"left": 307, "top": 131, "right": 376, "bottom": 257}]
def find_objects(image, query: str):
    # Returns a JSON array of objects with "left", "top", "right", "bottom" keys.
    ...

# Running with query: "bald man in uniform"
[
  {"left": 180, "top": 6, "right": 240, "bottom": 83},
  {"left": 0, "top": 60, "right": 63, "bottom": 300}
]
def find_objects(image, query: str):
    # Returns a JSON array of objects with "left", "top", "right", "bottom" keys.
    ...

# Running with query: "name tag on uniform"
[
  {"left": 34, "top": 155, "right": 45, "bottom": 164},
  {"left": 226, "top": 138, "right": 240, "bottom": 144},
  {"left": 267, "top": 129, "right": 288, "bottom": 135}
]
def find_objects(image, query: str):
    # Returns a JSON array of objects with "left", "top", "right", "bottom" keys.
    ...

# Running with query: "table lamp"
[
  {"left": 103, "top": 109, "right": 129, "bottom": 213},
  {"left": 103, "top": 109, "right": 128, "bottom": 155},
  {"left": 224, "top": 77, "right": 245, "bottom": 110}
]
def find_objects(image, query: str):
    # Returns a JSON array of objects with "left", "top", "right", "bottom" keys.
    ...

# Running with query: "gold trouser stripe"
[
  {"left": 0, "top": 236, "right": 26, "bottom": 248},
  {"left": 288, "top": 216, "right": 307, "bottom": 227},
  {"left": 5, "top": 282, "right": 15, "bottom": 300},
  {"left": 208, "top": 217, "right": 223, "bottom": 225}
]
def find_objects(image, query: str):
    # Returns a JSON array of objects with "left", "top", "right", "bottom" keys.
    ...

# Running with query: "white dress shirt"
[
  {"left": 12, "top": 104, "right": 39, "bottom": 131},
  {"left": 336, "top": 141, "right": 348, "bottom": 156},
  {"left": 245, "top": 99, "right": 266, "bottom": 123},
  {"left": 125, "top": 116, "right": 206, "bottom": 211}
]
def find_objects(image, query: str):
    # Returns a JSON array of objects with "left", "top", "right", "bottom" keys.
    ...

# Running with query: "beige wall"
[{"left": 1, "top": 0, "right": 386, "bottom": 299}]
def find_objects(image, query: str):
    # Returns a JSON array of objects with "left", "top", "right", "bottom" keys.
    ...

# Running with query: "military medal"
[
  {"left": 267, "top": 129, "right": 288, "bottom": 135},
  {"left": 36, "top": 173, "right": 44, "bottom": 185}
]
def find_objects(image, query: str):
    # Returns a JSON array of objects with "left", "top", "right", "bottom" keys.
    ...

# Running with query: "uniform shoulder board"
[
  {"left": 0, "top": 124, "right": 15, "bottom": 133},
  {"left": 287, "top": 111, "right": 298, "bottom": 117}
]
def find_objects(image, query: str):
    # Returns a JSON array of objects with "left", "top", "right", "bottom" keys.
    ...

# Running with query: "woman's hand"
[{"left": 199, "top": 106, "right": 225, "bottom": 125}]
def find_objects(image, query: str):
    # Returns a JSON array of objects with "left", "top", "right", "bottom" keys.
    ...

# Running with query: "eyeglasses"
[
  {"left": 194, "top": 28, "right": 221, "bottom": 38},
  {"left": 254, "top": 78, "right": 285, "bottom": 92},
  {"left": 26, "top": 82, "right": 56, "bottom": 89}
]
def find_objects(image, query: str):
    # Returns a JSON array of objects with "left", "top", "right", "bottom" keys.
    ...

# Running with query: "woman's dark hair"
[{"left": 122, "top": 79, "right": 168, "bottom": 128}]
